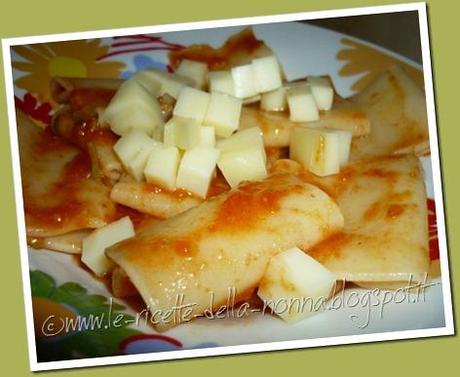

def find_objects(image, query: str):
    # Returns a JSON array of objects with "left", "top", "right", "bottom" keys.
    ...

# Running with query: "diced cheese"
[
  {"left": 216, "top": 127, "right": 267, "bottom": 187},
  {"left": 113, "top": 129, "right": 160, "bottom": 181},
  {"left": 260, "top": 86, "right": 288, "bottom": 111},
  {"left": 144, "top": 145, "right": 180, "bottom": 190},
  {"left": 199, "top": 126, "right": 216, "bottom": 147},
  {"left": 208, "top": 70, "right": 234, "bottom": 96},
  {"left": 287, "top": 84, "right": 319, "bottom": 122},
  {"left": 113, "top": 129, "right": 159, "bottom": 168},
  {"left": 231, "top": 64, "right": 258, "bottom": 99},
  {"left": 163, "top": 117, "right": 202, "bottom": 150},
  {"left": 308, "top": 76, "right": 334, "bottom": 111},
  {"left": 216, "top": 127, "right": 264, "bottom": 154},
  {"left": 257, "top": 247, "right": 337, "bottom": 322},
  {"left": 173, "top": 87, "right": 210, "bottom": 123},
  {"left": 175, "top": 59, "right": 208, "bottom": 89},
  {"left": 102, "top": 79, "right": 164, "bottom": 136},
  {"left": 252, "top": 55, "right": 282, "bottom": 93},
  {"left": 203, "top": 92, "right": 242, "bottom": 138},
  {"left": 160, "top": 74, "right": 194, "bottom": 98},
  {"left": 125, "top": 146, "right": 156, "bottom": 182},
  {"left": 81, "top": 217, "right": 135, "bottom": 277},
  {"left": 133, "top": 68, "right": 194, "bottom": 98},
  {"left": 176, "top": 146, "right": 220, "bottom": 198},
  {"left": 290, "top": 127, "right": 341, "bottom": 177},
  {"left": 333, "top": 129, "right": 352, "bottom": 166},
  {"left": 132, "top": 70, "right": 162, "bottom": 96},
  {"left": 217, "top": 145, "right": 267, "bottom": 187}
]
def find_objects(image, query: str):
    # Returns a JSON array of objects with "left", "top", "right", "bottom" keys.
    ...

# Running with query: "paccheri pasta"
[{"left": 17, "top": 28, "right": 430, "bottom": 329}]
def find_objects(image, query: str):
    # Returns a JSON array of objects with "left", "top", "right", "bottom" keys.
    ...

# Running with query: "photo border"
[{"left": 1, "top": 1, "right": 454, "bottom": 371}]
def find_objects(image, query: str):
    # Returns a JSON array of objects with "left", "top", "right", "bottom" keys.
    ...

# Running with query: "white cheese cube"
[
  {"left": 257, "top": 247, "right": 337, "bottom": 322},
  {"left": 173, "top": 87, "right": 210, "bottom": 123},
  {"left": 216, "top": 127, "right": 264, "bottom": 154},
  {"left": 199, "top": 126, "right": 216, "bottom": 147},
  {"left": 308, "top": 76, "right": 334, "bottom": 111},
  {"left": 208, "top": 70, "right": 234, "bottom": 96},
  {"left": 333, "top": 129, "right": 352, "bottom": 166},
  {"left": 81, "top": 217, "right": 135, "bottom": 277},
  {"left": 175, "top": 59, "right": 208, "bottom": 89},
  {"left": 287, "top": 84, "right": 319, "bottom": 122},
  {"left": 132, "top": 70, "right": 162, "bottom": 96},
  {"left": 217, "top": 145, "right": 267, "bottom": 187},
  {"left": 113, "top": 129, "right": 160, "bottom": 181},
  {"left": 125, "top": 147, "right": 154, "bottom": 182},
  {"left": 176, "top": 146, "right": 220, "bottom": 198},
  {"left": 231, "top": 64, "right": 258, "bottom": 99},
  {"left": 290, "top": 127, "right": 340, "bottom": 177},
  {"left": 203, "top": 92, "right": 242, "bottom": 138},
  {"left": 113, "top": 129, "right": 158, "bottom": 166},
  {"left": 144, "top": 145, "right": 180, "bottom": 190},
  {"left": 252, "top": 55, "right": 282, "bottom": 93},
  {"left": 102, "top": 79, "right": 164, "bottom": 136},
  {"left": 133, "top": 69, "right": 194, "bottom": 98},
  {"left": 160, "top": 74, "right": 194, "bottom": 98},
  {"left": 163, "top": 117, "right": 202, "bottom": 150},
  {"left": 260, "top": 87, "right": 288, "bottom": 111},
  {"left": 163, "top": 119, "right": 175, "bottom": 147}
]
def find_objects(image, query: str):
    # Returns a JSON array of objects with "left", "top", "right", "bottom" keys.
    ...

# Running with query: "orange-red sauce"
[
  {"left": 169, "top": 28, "right": 265, "bottom": 71},
  {"left": 24, "top": 149, "right": 91, "bottom": 229},
  {"left": 207, "top": 172, "right": 230, "bottom": 198},
  {"left": 209, "top": 178, "right": 296, "bottom": 232},
  {"left": 386, "top": 204, "right": 406, "bottom": 219},
  {"left": 173, "top": 239, "right": 195, "bottom": 256},
  {"left": 308, "top": 232, "right": 351, "bottom": 261}
]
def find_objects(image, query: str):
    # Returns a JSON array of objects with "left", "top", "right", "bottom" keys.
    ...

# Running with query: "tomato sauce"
[
  {"left": 169, "top": 28, "right": 266, "bottom": 71},
  {"left": 209, "top": 178, "right": 297, "bottom": 232},
  {"left": 24, "top": 149, "right": 91, "bottom": 229}
]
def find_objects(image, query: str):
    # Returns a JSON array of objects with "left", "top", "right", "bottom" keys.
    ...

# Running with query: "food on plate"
[
  {"left": 287, "top": 83, "right": 319, "bottom": 122},
  {"left": 17, "top": 110, "right": 117, "bottom": 238},
  {"left": 239, "top": 95, "right": 370, "bottom": 148},
  {"left": 260, "top": 86, "right": 288, "bottom": 111},
  {"left": 257, "top": 247, "right": 337, "bottom": 322},
  {"left": 289, "top": 127, "right": 352, "bottom": 176},
  {"left": 349, "top": 65, "right": 429, "bottom": 160},
  {"left": 50, "top": 76, "right": 123, "bottom": 104},
  {"left": 286, "top": 154, "right": 428, "bottom": 283},
  {"left": 110, "top": 179, "right": 203, "bottom": 218},
  {"left": 106, "top": 174, "right": 344, "bottom": 330},
  {"left": 132, "top": 68, "right": 194, "bottom": 98},
  {"left": 175, "top": 145, "right": 220, "bottom": 198},
  {"left": 216, "top": 127, "right": 267, "bottom": 187},
  {"left": 203, "top": 91, "right": 242, "bottom": 137},
  {"left": 81, "top": 216, "right": 135, "bottom": 276},
  {"left": 18, "top": 26, "right": 432, "bottom": 330},
  {"left": 144, "top": 145, "right": 181, "bottom": 190},
  {"left": 27, "top": 229, "right": 91, "bottom": 254},
  {"left": 113, "top": 129, "right": 161, "bottom": 181},
  {"left": 175, "top": 59, "right": 209, "bottom": 89},
  {"left": 169, "top": 28, "right": 279, "bottom": 72},
  {"left": 101, "top": 79, "right": 164, "bottom": 136},
  {"left": 307, "top": 76, "right": 334, "bottom": 111}
]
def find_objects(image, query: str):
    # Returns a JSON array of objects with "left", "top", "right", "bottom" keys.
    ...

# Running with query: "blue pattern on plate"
[{"left": 121, "top": 55, "right": 167, "bottom": 79}]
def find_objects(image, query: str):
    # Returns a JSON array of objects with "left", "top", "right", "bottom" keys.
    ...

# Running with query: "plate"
[{"left": 11, "top": 21, "right": 444, "bottom": 360}]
